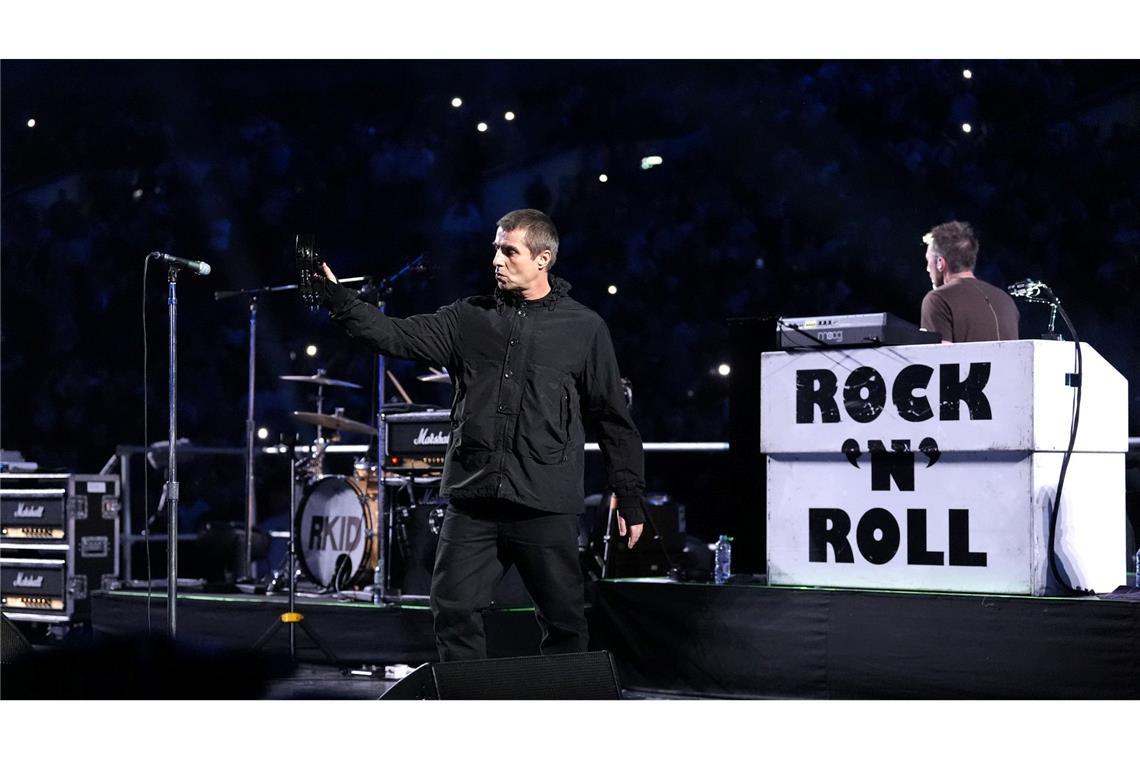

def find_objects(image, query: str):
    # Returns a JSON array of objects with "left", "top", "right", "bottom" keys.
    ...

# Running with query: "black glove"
[{"left": 615, "top": 494, "right": 645, "bottom": 526}]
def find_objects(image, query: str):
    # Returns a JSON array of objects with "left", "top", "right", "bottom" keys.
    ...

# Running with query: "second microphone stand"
[
  {"left": 165, "top": 266, "right": 181, "bottom": 638},
  {"left": 252, "top": 435, "right": 338, "bottom": 664},
  {"left": 215, "top": 276, "right": 371, "bottom": 580}
]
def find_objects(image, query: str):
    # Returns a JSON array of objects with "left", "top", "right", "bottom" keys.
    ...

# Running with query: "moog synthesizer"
[{"left": 777, "top": 312, "right": 941, "bottom": 349}]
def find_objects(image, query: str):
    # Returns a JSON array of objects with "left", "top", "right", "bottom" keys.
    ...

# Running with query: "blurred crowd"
[{"left": 2, "top": 60, "right": 1138, "bottom": 476}]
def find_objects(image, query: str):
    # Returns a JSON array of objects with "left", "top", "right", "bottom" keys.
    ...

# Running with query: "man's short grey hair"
[
  {"left": 927, "top": 220, "right": 978, "bottom": 273},
  {"left": 497, "top": 209, "right": 559, "bottom": 270}
]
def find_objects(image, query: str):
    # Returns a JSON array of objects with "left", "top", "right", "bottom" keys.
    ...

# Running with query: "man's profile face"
[
  {"left": 925, "top": 244, "right": 945, "bottom": 289},
  {"left": 492, "top": 226, "right": 549, "bottom": 293}
]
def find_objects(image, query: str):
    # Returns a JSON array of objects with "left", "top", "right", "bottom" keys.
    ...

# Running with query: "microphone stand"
[
  {"left": 215, "top": 275, "right": 372, "bottom": 580},
  {"left": 373, "top": 306, "right": 387, "bottom": 603},
  {"left": 243, "top": 295, "right": 257, "bottom": 579},
  {"left": 251, "top": 434, "right": 338, "bottom": 664},
  {"left": 1007, "top": 280, "right": 1063, "bottom": 340},
  {"left": 165, "top": 266, "right": 181, "bottom": 638},
  {"left": 214, "top": 253, "right": 425, "bottom": 600}
]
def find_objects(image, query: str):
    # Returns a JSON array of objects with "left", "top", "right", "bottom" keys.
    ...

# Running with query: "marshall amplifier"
[
  {"left": 1, "top": 476, "right": 69, "bottom": 540},
  {"left": 1, "top": 558, "right": 68, "bottom": 614},
  {"left": 383, "top": 410, "right": 451, "bottom": 471},
  {"left": 0, "top": 473, "right": 121, "bottom": 624}
]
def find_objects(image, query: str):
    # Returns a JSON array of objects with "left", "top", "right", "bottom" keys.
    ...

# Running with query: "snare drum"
[
  {"left": 352, "top": 458, "right": 379, "bottom": 498},
  {"left": 296, "top": 475, "right": 379, "bottom": 589}
]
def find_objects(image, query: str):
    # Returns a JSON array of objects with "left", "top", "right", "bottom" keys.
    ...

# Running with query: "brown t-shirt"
[{"left": 920, "top": 277, "right": 1020, "bottom": 342}]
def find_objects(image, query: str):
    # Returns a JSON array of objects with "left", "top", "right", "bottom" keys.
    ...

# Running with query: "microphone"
[
  {"left": 1006, "top": 278, "right": 1055, "bottom": 301},
  {"left": 150, "top": 251, "right": 212, "bottom": 276}
]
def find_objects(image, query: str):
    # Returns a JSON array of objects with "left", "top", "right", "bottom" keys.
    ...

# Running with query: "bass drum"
[{"left": 296, "top": 475, "right": 378, "bottom": 590}]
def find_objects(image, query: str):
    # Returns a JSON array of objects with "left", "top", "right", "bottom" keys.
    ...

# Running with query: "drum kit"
[
  {"left": 273, "top": 367, "right": 448, "bottom": 598},
  {"left": 269, "top": 369, "right": 377, "bottom": 594}
]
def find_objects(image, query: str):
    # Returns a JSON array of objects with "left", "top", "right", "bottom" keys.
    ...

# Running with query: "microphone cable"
[
  {"left": 141, "top": 255, "right": 155, "bottom": 632},
  {"left": 1047, "top": 302, "right": 1089, "bottom": 595},
  {"left": 1006, "top": 279, "right": 1089, "bottom": 593},
  {"left": 967, "top": 279, "right": 1003, "bottom": 341}
]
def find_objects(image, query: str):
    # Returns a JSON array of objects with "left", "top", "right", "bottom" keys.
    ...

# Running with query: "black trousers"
[{"left": 429, "top": 499, "right": 587, "bottom": 661}]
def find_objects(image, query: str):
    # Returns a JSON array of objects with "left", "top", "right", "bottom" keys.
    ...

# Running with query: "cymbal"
[
  {"left": 280, "top": 373, "right": 362, "bottom": 389},
  {"left": 292, "top": 411, "right": 376, "bottom": 436}
]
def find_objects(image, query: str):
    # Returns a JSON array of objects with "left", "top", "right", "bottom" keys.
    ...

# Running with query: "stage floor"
[
  {"left": 90, "top": 588, "right": 543, "bottom": 665},
  {"left": 12, "top": 579, "right": 1134, "bottom": 699},
  {"left": 591, "top": 579, "right": 1140, "bottom": 698}
]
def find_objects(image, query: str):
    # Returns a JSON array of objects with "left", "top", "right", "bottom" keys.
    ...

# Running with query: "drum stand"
[
  {"left": 600, "top": 493, "right": 681, "bottom": 580},
  {"left": 252, "top": 436, "right": 338, "bottom": 664},
  {"left": 380, "top": 475, "right": 417, "bottom": 601}
]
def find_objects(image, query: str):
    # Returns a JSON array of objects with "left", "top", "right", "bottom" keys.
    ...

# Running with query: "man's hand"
[
  {"left": 320, "top": 262, "right": 338, "bottom": 283},
  {"left": 617, "top": 515, "right": 643, "bottom": 549},
  {"left": 613, "top": 493, "right": 644, "bottom": 549}
]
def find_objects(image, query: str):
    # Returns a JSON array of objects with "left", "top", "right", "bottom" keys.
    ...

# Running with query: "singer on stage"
[
  {"left": 315, "top": 209, "right": 646, "bottom": 660},
  {"left": 920, "top": 221, "right": 1020, "bottom": 342}
]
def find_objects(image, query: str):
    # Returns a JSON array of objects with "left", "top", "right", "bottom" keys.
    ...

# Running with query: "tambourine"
[{"left": 295, "top": 233, "right": 323, "bottom": 310}]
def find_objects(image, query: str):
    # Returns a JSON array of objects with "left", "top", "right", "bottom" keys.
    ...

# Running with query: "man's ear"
[{"left": 537, "top": 251, "right": 551, "bottom": 269}]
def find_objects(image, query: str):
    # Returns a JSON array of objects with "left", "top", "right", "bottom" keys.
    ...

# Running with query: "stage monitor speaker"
[{"left": 380, "top": 650, "right": 621, "bottom": 700}]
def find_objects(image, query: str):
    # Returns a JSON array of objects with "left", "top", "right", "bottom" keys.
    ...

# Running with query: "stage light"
[
  {"left": 451, "top": 97, "right": 462, "bottom": 108},
  {"left": 477, "top": 122, "right": 488, "bottom": 132},
  {"left": 504, "top": 111, "right": 515, "bottom": 121},
  {"left": 257, "top": 427, "right": 270, "bottom": 440},
  {"left": 961, "top": 123, "right": 972, "bottom": 134},
  {"left": 306, "top": 344, "right": 318, "bottom": 357},
  {"left": 132, "top": 188, "right": 143, "bottom": 200},
  {"left": 26, "top": 118, "right": 36, "bottom": 128},
  {"left": 962, "top": 69, "right": 973, "bottom": 79},
  {"left": 607, "top": 285, "right": 618, "bottom": 295},
  {"left": 598, "top": 174, "right": 608, "bottom": 183},
  {"left": 640, "top": 155, "right": 663, "bottom": 170},
  {"left": 922, "top": 232, "right": 933, "bottom": 246},
  {"left": 718, "top": 364, "right": 732, "bottom": 377}
]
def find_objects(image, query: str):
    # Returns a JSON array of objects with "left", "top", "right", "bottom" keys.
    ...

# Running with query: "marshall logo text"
[
  {"left": 13, "top": 572, "right": 46, "bottom": 589},
  {"left": 413, "top": 428, "right": 450, "bottom": 447},
  {"left": 14, "top": 503, "right": 46, "bottom": 519}
]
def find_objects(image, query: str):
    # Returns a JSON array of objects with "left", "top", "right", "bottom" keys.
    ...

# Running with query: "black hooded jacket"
[{"left": 319, "top": 275, "right": 646, "bottom": 524}]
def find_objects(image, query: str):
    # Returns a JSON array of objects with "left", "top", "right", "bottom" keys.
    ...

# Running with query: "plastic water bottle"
[{"left": 714, "top": 535, "right": 733, "bottom": 585}]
